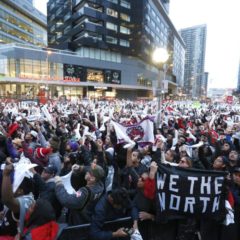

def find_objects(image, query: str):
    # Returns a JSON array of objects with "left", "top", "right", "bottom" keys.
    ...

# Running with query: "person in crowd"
[
  {"left": 2, "top": 97, "right": 240, "bottom": 240},
  {"left": 132, "top": 164, "right": 159, "bottom": 240},
  {"left": 228, "top": 150, "right": 240, "bottom": 174},
  {"left": 231, "top": 167, "right": 240, "bottom": 239},
  {"left": 54, "top": 163, "right": 104, "bottom": 225},
  {"left": 0, "top": 164, "right": 34, "bottom": 238},
  {"left": 24, "top": 130, "right": 39, "bottom": 150},
  {"left": 120, "top": 147, "right": 148, "bottom": 199},
  {"left": 90, "top": 187, "right": 138, "bottom": 240},
  {"left": 31, "top": 164, "right": 62, "bottom": 219}
]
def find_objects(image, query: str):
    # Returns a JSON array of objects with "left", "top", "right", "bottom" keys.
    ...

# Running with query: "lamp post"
[
  {"left": 45, "top": 50, "right": 52, "bottom": 99},
  {"left": 152, "top": 47, "right": 169, "bottom": 128}
]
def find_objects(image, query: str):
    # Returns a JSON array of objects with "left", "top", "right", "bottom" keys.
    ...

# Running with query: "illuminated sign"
[
  {"left": 19, "top": 75, "right": 63, "bottom": 81},
  {"left": 104, "top": 70, "right": 121, "bottom": 84},
  {"left": 63, "top": 64, "right": 85, "bottom": 82}
]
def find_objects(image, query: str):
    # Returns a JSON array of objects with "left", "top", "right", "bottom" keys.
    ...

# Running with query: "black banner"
[
  {"left": 63, "top": 64, "right": 85, "bottom": 82},
  {"left": 156, "top": 165, "right": 227, "bottom": 222},
  {"left": 104, "top": 70, "right": 121, "bottom": 84}
]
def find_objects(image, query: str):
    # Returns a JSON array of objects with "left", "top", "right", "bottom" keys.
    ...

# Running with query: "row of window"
[
  {"left": 106, "top": 22, "right": 130, "bottom": 34},
  {"left": 0, "top": 3, "right": 46, "bottom": 44},
  {"left": 144, "top": 25, "right": 165, "bottom": 47},
  {"left": 76, "top": 47, "right": 122, "bottom": 63},
  {"left": 0, "top": 33, "right": 15, "bottom": 44},
  {"left": 106, "top": 36, "right": 130, "bottom": 47},
  {"left": 74, "top": 0, "right": 130, "bottom": 9},
  {"left": 105, "top": 0, "right": 131, "bottom": 9},
  {"left": 106, "top": 8, "right": 130, "bottom": 22},
  {"left": 1, "top": 2, "right": 35, "bottom": 26},
  {"left": 0, "top": 22, "right": 45, "bottom": 46}
]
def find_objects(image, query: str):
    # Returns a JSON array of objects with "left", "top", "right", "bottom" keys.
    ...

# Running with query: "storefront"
[{"left": 0, "top": 44, "right": 154, "bottom": 100}]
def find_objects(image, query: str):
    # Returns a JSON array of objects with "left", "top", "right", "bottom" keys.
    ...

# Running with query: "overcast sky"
[{"left": 35, "top": 0, "right": 240, "bottom": 89}]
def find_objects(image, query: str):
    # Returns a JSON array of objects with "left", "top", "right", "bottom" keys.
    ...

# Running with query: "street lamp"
[
  {"left": 45, "top": 50, "right": 52, "bottom": 99},
  {"left": 152, "top": 47, "right": 169, "bottom": 128}
]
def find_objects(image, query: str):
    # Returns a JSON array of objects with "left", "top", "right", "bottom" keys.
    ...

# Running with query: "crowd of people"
[{"left": 0, "top": 98, "right": 240, "bottom": 240}]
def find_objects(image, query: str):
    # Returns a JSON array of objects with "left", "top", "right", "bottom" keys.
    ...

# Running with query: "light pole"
[
  {"left": 152, "top": 47, "right": 169, "bottom": 128},
  {"left": 45, "top": 50, "right": 52, "bottom": 99}
]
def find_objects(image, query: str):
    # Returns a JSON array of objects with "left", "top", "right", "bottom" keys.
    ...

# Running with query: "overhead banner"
[{"left": 156, "top": 165, "right": 227, "bottom": 222}]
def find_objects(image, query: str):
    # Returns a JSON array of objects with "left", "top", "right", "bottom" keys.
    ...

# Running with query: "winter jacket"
[
  {"left": 55, "top": 181, "right": 104, "bottom": 225},
  {"left": 90, "top": 194, "right": 138, "bottom": 240},
  {"left": 33, "top": 174, "right": 62, "bottom": 219}
]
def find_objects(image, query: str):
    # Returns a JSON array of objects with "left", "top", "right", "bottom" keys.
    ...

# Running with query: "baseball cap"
[
  {"left": 43, "top": 164, "right": 57, "bottom": 175},
  {"left": 233, "top": 167, "right": 240, "bottom": 173},
  {"left": 89, "top": 164, "right": 105, "bottom": 181},
  {"left": 30, "top": 130, "right": 38, "bottom": 138}
]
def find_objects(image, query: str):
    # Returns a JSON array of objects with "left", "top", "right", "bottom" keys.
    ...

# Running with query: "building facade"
[
  {"left": 0, "top": 43, "right": 158, "bottom": 100},
  {"left": 0, "top": 0, "right": 47, "bottom": 46},
  {"left": 180, "top": 25, "right": 207, "bottom": 98},
  {"left": 47, "top": 0, "right": 185, "bottom": 98}
]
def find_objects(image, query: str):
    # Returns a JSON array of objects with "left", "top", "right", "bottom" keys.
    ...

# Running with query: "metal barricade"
[{"left": 58, "top": 217, "right": 132, "bottom": 240}]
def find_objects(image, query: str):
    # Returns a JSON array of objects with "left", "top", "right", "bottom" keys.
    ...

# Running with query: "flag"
[
  {"left": 111, "top": 118, "right": 154, "bottom": 146},
  {"left": 156, "top": 164, "right": 227, "bottom": 222}
]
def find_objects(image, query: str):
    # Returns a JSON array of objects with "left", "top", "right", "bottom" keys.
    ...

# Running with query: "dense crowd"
[{"left": 0, "top": 99, "right": 240, "bottom": 240}]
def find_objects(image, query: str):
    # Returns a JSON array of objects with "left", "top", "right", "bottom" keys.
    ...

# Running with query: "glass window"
[
  {"left": 152, "top": 10, "right": 156, "bottom": 17},
  {"left": 116, "top": 54, "right": 121, "bottom": 63},
  {"left": 87, "top": 69, "right": 104, "bottom": 82},
  {"left": 111, "top": 53, "right": 117, "bottom": 62},
  {"left": 120, "top": 0, "right": 131, "bottom": 9},
  {"left": 119, "top": 39, "right": 130, "bottom": 47},
  {"left": 83, "top": 47, "right": 90, "bottom": 58},
  {"left": 95, "top": 49, "right": 101, "bottom": 59},
  {"left": 151, "top": 21, "right": 155, "bottom": 28},
  {"left": 100, "top": 49, "right": 106, "bottom": 60},
  {"left": 106, "top": 51, "right": 111, "bottom": 61},
  {"left": 106, "top": 36, "right": 117, "bottom": 44},
  {"left": 89, "top": 48, "right": 95, "bottom": 58},
  {"left": 106, "top": 22, "right": 118, "bottom": 32},
  {"left": 120, "top": 26, "right": 130, "bottom": 34},
  {"left": 120, "top": 13, "right": 130, "bottom": 22},
  {"left": 107, "top": 0, "right": 118, "bottom": 3},
  {"left": 106, "top": 8, "right": 118, "bottom": 18},
  {"left": 145, "top": 25, "right": 150, "bottom": 33}
]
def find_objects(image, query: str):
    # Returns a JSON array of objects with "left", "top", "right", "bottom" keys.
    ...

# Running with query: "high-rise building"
[
  {"left": 180, "top": 24, "right": 207, "bottom": 98},
  {"left": 0, "top": 0, "right": 47, "bottom": 46},
  {"left": 46, "top": 0, "right": 185, "bottom": 98},
  {"left": 160, "top": 0, "right": 170, "bottom": 14}
]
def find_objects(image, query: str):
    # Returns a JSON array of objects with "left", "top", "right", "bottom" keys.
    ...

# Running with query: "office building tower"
[
  {"left": 160, "top": 0, "right": 170, "bottom": 14},
  {"left": 0, "top": 0, "right": 47, "bottom": 46},
  {"left": 180, "top": 24, "right": 207, "bottom": 98}
]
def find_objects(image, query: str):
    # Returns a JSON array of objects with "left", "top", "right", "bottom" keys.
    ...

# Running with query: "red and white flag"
[{"left": 111, "top": 118, "right": 154, "bottom": 146}]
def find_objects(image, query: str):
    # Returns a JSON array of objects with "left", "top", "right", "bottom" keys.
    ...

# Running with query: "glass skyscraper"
[{"left": 180, "top": 24, "right": 207, "bottom": 98}]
